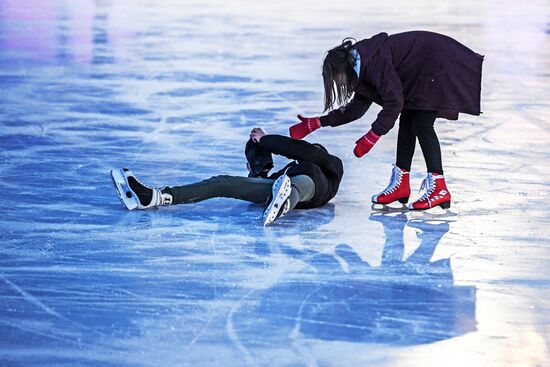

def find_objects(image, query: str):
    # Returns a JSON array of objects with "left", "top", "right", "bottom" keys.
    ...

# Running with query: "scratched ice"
[{"left": 0, "top": 0, "right": 548, "bottom": 366}]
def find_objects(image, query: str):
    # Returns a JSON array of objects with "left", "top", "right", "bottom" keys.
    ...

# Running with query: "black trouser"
[
  {"left": 396, "top": 109, "right": 443, "bottom": 175},
  {"left": 162, "top": 175, "right": 315, "bottom": 210}
]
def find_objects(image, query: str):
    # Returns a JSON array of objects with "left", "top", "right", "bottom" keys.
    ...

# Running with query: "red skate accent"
[
  {"left": 372, "top": 165, "right": 411, "bottom": 205},
  {"left": 409, "top": 173, "right": 452, "bottom": 210}
]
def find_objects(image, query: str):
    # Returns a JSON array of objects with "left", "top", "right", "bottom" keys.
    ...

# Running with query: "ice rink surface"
[{"left": 1, "top": 0, "right": 549, "bottom": 366}]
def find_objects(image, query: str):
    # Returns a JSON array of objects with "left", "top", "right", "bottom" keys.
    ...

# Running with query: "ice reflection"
[
  {"left": 233, "top": 213, "right": 476, "bottom": 347},
  {"left": 1, "top": 0, "right": 548, "bottom": 364}
]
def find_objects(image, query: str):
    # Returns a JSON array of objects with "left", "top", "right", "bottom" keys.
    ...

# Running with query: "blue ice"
[{"left": 1, "top": 0, "right": 548, "bottom": 366}]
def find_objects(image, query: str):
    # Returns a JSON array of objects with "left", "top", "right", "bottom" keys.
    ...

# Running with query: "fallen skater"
[
  {"left": 289, "top": 31, "right": 484, "bottom": 210},
  {"left": 111, "top": 128, "right": 343, "bottom": 226}
]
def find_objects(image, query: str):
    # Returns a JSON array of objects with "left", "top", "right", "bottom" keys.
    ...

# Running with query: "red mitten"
[
  {"left": 354, "top": 129, "right": 380, "bottom": 157},
  {"left": 289, "top": 115, "right": 321, "bottom": 140}
]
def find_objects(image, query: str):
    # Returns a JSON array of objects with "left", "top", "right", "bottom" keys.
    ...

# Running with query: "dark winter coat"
[
  {"left": 320, "top": 31, "right": 484, "bottom": 136},
  {"left": 258, "top": 135, "right": 343, "bottom": 209}
]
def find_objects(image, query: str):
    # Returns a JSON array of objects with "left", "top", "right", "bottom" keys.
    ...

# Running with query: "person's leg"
[
  {"left": 410, "top": 110, "right": 443, "bottom": 174},
  {"left": 395, "top": 109, "right": 417, "bottom": 171},
  {"left": 162, "top": 175, "right": 274, "bottom": 204},
  {"left": 262, "top": 174, "right": 316, "bottom": 225},
  {"left": 371, "top": 110, "right": 414, "bottom": 205},
  {"left": 287, "top": 175, "right": 315, "bottom": 210},
  {"left": 407, "top": 111, "right": 452, "bottom": 210}
]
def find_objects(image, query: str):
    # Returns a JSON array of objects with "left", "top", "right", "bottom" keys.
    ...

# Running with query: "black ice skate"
[
  {"left": 110, "top": 168, "right": 173, "bottom": 210},
  {"left": 262, "top": 174, "right": 292, "bottom": 226}
]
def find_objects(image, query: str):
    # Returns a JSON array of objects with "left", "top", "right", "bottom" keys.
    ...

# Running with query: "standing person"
[
  {"left": 289, "top": 31, "right": 483, "bottom": 210},
  {"left": 111, "top": 128, "right": 343, "bottom": 226}
]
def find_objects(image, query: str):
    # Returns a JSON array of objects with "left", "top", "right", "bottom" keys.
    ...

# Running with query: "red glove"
[
  {"left": 289, "top": 115, "right": 321, "bottom": 140},
  {"left": 354, "top": 129, "right": 380, "bottom": 157}
]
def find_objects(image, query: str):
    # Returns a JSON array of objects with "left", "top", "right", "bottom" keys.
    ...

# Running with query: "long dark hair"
[{"left": 322, "top": 38, "right": 358, "bottom": 112}]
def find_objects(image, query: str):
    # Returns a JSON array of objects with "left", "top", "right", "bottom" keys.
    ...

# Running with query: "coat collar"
[
  {"left": 351, "top": 48, "right": 361, "bottom": 77},
  {"left": 354, "top": 32, "right": 388, "bottom": 77}
]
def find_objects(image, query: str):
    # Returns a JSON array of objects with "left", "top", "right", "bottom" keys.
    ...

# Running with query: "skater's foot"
[
  {"left": 372, "top": 164, "right": 411, "bottom": 205},
  {"left": 111, "top": 168, "right": 173, "bottom": 210},
  {"left": 408, "top": 172, "right": 451, "bottom": 210},
  {"left": 262, "top": 174, "right": 291, "bottom": 226}
]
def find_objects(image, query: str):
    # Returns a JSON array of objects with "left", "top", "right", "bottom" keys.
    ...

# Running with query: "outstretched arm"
[
  {"left": 353, "top": 60, "right": 404, "bottom": 157},
  {"left": 288, "top": 94, "right": 372, "bottom": 140},
  {"left": 319, "top": 93, "right": 373, "bottom": 127},
  {"left": 258, "top": 134, "right": 337, "bottom": 172},
  {"left": 367, "top": 59, "right": 404, "bottom": 136}
]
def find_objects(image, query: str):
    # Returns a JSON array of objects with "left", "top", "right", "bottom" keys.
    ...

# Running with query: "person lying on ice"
[
  {"left": 111, "top": 128, "right": 343, "bottom": 226},
  {"left": 289, "top": 31, "right": 484, "bottom": 210}
]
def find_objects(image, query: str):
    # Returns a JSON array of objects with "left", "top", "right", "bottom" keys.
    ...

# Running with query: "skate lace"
[
  {"left": 133, "top": 175, "right": 154, "bottom": 190},
  {"left": 418, "top": 175, "right": 436, "bottom": 201},
  {"left": 125, "top": 170, "right": 166, "bottom": 207},
  {"left": 153, "top": 188, "right": 172, "bottom": 206},
  {"left": 381, "top": 166, "right": 402, "bottom": 195},
  {"left": 125, "top": 169, "right": 154, "bottom": 192}
]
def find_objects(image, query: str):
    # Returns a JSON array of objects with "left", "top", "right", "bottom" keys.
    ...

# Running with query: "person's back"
[
  {"left": 360, "top": 30, "right": 484, "bottom": 119},
  {"left": 257, "top": 134, "right": 343, "bottom": 209}
]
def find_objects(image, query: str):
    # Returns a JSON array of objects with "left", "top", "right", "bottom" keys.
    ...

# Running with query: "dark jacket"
[
  {"left": 320, "top": 31, "right": 484, "bottom": 136},
  {"left": 258, "top": 135, "right": 343, "bottom": 209}
]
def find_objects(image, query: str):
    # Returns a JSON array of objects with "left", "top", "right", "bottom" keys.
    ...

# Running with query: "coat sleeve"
[
  {"left": 367, "top": 59, "right": 404, "bottom": 136},
  {"left": 259, "top": 134, "right": 340, "bottom": 174},
  {"left": 319, "top": 94, "right": 373, "bottom": 127}
]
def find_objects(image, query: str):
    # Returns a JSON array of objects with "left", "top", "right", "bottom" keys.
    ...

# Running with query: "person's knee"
[
  {"left": 398, "top": 117, "right": 410, "bottom": 129},
  {"left": 411, "top": 120, "right": 434, "bottom": 137},
  {"left": 207, "top": 174, "right": 234, "bottom": 182},
  {"left": 291, "top": 175, "right": 315, "bottom": 202},
  {"left": 410, "top": 123, "right": 421, "bottom": 136}
]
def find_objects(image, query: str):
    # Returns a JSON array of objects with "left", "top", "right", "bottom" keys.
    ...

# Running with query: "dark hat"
[{"left": 245, "top": 139, "right": 274, "bottom": 178}]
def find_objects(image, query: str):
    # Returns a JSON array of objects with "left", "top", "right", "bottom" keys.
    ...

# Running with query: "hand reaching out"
[{"left": 289, "top": 115, "right": 321, "bottom": 140}]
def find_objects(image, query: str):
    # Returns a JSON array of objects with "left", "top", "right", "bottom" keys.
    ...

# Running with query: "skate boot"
[
  {"left": 110, "top": 168, "right": 173, "bottom": 210},
  {"left": 371, "top": 164, "right": 411, "bottom": 206},
  {"left": 262, "top": 174, "right": 292, "bottom": 226},
  {"left": 408, "top": 172, "right": 451, "bottom": 210}
]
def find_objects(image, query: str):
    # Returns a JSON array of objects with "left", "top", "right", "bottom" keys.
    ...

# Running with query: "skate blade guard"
[
  {"left": 371, "top": 202, "right": 459, "bottom": 219},
  {"left": 110, "top": 169, "right": 139, "bottom": 210},
  {"left": 371, "top": 202, "right": 409, "bottom": 213},
  {"left": 262, "top": 175, "right": 291, "bottom": 226}
]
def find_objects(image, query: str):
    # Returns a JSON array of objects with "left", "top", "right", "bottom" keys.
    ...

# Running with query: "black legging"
[{"left": 396, "top": 109, "right": 443, "bottom": 175}]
